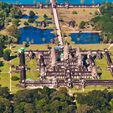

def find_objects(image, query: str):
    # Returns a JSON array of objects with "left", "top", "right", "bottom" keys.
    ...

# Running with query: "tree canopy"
[
  {"left": 91, "top": 3, "right": 113, "bottom": 42},
  {"left": 0, "top": 86, "right": 113, "bottom": 113}
]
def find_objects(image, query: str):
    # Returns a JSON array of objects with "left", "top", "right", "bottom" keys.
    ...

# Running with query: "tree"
[
  {"left": 10, "top": 7, "right": 22, "bottom": 19},
  {"left": 76, "top": 90, "right": 112, "bottom": 113},
  {"left": 79, "top": 21, "right": 85, "bottom": 29},
  {"left": 76, "top": 104, "right": 93, "bottom": 113},
  {"left": 0, "top": 61, "right": 3, "bottom": 67},
  {"left": 91, "top": 3, "right": 113, "bottom": 43},
  {"left": 11, "top": 76, "right": 19, "bottom": 81},
  {"left": 3, "top": 49, "right": 11, "bottom": 61},
  {"left": 0, "top": 97, "right": 12, "bottom": 113},
  {"left": 0, "top": 86, "right": 10, "bottom": 99},
  {"left": 12, "top": 19, "right": 20, "bottom": 26},
  {"left": 28, "top": 18, "right": 35, "bottom": 23},
  {"left": 14, "top": 87, "right": 76, "bottom": 113},
  {"left": 0, "top": 46, "right": 3, "bottom": 57},
  {"left": 29, "top": 11, "right": 35, "bottom": 18},
  {"left": 43, "top": 14, "right": 48, "bottom": 19},
  {"left": 24, "top": 103, "right": 36, "bottom": 113},
  {"left": 6, "top": 25, "right": 20, "bottom": 38},
  {"left": 24, "top": 21, "right": 29, "bottom": 26}
]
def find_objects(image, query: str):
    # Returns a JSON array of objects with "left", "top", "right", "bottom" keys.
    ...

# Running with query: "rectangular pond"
[
  {"left": 70, "top": 32, "right": 101, "bottom": 44},
  {"left": 19, "top": 26, "right": 55, "bottom": 44},
  {"left": 1, "top": 0, "right": 113, "bottom": 5}
]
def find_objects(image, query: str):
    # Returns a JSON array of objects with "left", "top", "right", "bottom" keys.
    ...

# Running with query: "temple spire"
[
  {"left": 64, "top": 43, "right": 69, "bottom": 60},
  {"left": 51, "top": 48, "right": 56, "bottom": 67}
]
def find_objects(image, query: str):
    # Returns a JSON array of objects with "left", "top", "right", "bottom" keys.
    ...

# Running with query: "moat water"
[
  {"left": 1, "top": 0, "right": 113, "bottom": 5},
  {"left": 19, "top": 26, "right": 55, "bottom": 44},
  {"left": 70, "top": 33, "right": 101, "bottom": 44}
]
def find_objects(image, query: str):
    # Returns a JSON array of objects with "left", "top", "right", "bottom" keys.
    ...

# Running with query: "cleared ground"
[{"left": 57, "top": 8, "right": 99, "bottom": 35}]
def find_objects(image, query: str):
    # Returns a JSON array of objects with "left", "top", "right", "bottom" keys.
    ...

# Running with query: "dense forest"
[
  {"left": 0, "top": 86, "right": 113, "bottom": 113},
  {"left": 91, "top": 3, "right": 113, "bottom": 43}
]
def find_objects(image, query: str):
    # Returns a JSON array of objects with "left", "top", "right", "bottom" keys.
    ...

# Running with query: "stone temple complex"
[{"left": 17, "top": 44, "right": 113, "bottom": 89}]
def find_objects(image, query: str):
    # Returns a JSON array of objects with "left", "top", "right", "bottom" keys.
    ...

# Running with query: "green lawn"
[
  {"left": 26, "top": 58, "right": 40, "bottom": 80},
  {"left": 26, "top": 71, "right": 40, "bottom": 80},
  {"left": 11, "top": 44, "right": 56, "bottom": 51},
  {"left": 0, "top": 60, "right": 10, "bottom": 73},
  {"left": 0, "top": 73, "right": 10, "bottom": 88},
  {"left": 96, "top": 56, "right": 113, "bottom": 80},
  {"left": 69, "top": 85, "right": 113, "bottom": 94},
  {"left": 11, "top": 73, "right": 23, "bottom": 93},
  {"left": 72, "top": 44, "right": 109, "bottom": 50}
]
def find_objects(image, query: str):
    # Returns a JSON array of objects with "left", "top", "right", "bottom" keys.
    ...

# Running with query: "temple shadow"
[{"left": 10, "top": 55, "right": 17, "bottom": 60}]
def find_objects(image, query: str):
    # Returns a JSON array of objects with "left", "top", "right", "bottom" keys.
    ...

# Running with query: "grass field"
[
  {"left": 69, "top": 85, "right": 113, "bottom": 94},
  {"left": 57, "top": 8, "right": 99, "bottom": 35}
]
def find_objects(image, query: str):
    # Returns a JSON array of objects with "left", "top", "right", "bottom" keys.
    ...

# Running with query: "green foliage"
[
  {"left": 0, "top": 86, "right": 10, "bottom": 99},
  {"left": 0, "top": 61, "right": 3, "bottom": 67},
  {"left": 14, "top": 86, "right": 76, "bottom": 113},
  {"left": 0, "top": 46, "right": 3, "bottom": 57},
  {"left": 77, "top": 90, "right": 113, "bottom": 113},
  {"left": 0, "top": 97, "right": 12, "bottom": 113},
  {"left": 3, "top": 49, "right": 11, "bottom": 61},
  {"left": 28, "top": 11, "right": 35, "bottom": 23},
  {"left": 0, "top": 2, "right": 22, "bottom": 29},
  {"left": 23, "top": 41, "right": 29, "bottom": 47},
  {"left": 28, "top": 18, "right": 35, "bottom": 23},
  {"left": 6, "top": 25, "right": 20, "bottom": 39},
  {"left": 72, "top": 11, "right": 78, "bottom": 14},
  {"left": 76, "top": 104, "right": 93, "bottom": 113},
  {"left": 43, "top": 14, "right": 48, "bottom": 19},
  {"left": 0, "top": 35, "right": 13, "bottom": 46},
  {"left": 91, "top": 3, "right": 113, "bottom": 42},
  {"left": 11, "top": 76, "right": 19, "bottom": 81},
  {"left": 24, "top": 21, "right": 29, "bottom": 26},
  {"left": 100, "top": 3, "right": 113, "bottom": 15},
  {"left": 12, "top": 19, "right": 20, "bottom": 26},
  {"left": 79, "top": 21, "right": 86, "bottom": 29},
  {"left": 29, "top": 11, "right": 35, "bottom": 18},
  {"left": 10, "top": 7, "right": 22, "bottom": 19},
  {"left": 0, "top": 86, "right": 113, "bottom": 113}
]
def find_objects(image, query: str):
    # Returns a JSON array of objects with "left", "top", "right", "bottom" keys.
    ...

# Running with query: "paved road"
[{"left": 50, "top": 0, "right": 63, "bottom": 45}]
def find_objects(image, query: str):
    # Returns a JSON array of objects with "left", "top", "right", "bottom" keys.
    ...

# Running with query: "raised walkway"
[
  {"left": 108, "top": 44, "right": 113, "bottom": 50},
  {"left": 50, "top": 0, "right": 63, "bottom": 45}
]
